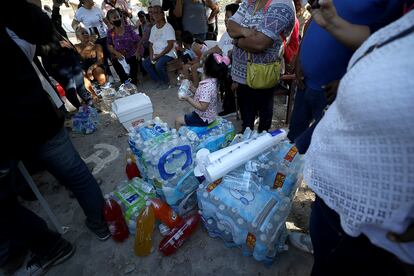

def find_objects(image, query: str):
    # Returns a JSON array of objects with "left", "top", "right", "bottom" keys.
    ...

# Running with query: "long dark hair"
[{"left": 204, "top": 53, "right": 229, "bottom": 94}]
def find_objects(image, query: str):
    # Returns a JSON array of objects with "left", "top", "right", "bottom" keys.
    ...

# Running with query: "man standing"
[
  {"left": 227, "top": 0, "right": 295, "bottom": 132},
  {"left": 0, "top": 0, "right": 109, "bottom": 273}
]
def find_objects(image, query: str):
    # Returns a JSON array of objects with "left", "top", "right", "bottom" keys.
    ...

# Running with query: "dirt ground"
[{"left": 5, "top": 3, "right": 315, "bottom": 275}]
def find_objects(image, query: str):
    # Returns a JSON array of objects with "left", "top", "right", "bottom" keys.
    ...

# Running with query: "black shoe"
[
  {"left": 85, "top": 220, "right": 111, "bottom": 241},
  {"left": 23, "top": 238, "right": 75, "bottom": 276}
]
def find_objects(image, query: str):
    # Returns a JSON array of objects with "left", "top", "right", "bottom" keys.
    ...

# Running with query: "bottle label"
[
  {"left": 246, "top": 232, "right": 256, "bottom": 250},
  {"left": 284, "top": 146, "right": 298, "bottom": 163},
  {"left": 206, "top": 178, "right": 222, "bottom": 192},
  {"left": 273, "top": 172, "right": 286, "bottom": 189}
]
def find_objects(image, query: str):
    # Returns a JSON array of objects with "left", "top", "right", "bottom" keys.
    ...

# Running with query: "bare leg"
[
  {"left": 84, "top": 77, "right": 99, "bottom": 102},
  {"left": 175, "top": 115, "right": 186, "bottom": 130}
]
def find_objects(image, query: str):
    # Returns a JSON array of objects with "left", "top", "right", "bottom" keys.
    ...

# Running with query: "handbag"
[{"left": 246, "top": 0, "right": 281, "bottom": 89}]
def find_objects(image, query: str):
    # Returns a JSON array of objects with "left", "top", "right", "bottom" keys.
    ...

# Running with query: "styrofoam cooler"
[{"left": 112, "top": 93, "right": 153, "bottom": 130}]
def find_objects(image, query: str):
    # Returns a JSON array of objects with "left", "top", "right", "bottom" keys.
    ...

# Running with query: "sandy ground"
[
  {"left": 10, "top": 81, "right": 314, "bottom": 276},
  {"left": 4, "top": 3, "right": 315, "bottom": 275}
]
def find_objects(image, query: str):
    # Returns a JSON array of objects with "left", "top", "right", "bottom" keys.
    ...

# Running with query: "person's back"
[{"left": 300, "top": 0, "right": 404, "bottom": 91}]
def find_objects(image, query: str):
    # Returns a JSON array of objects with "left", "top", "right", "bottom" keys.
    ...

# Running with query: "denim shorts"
[{"left": 184, "top": 111, "right": 209, "bottom": 127}]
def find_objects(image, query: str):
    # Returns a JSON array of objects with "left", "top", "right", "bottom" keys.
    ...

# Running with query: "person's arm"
[
  {"left": 227, "top": 20, "right": 256, "bottom": 39},
  {"left": 202, "top": 45, "right": 222, "bottom": 61},
  {"left": 154, "top": 40, "right": 175, "bottom": 60},
  {"left": 174, "top": 0, "right": 183, "bottom": 18},
  {"left": 94, "top": 43, "right": 104, "bottom": 65},
  {"left": 235, "top": 31, "right": 273, "bottom": 53},
  {"left": 206, "top": 0, "right": 219, "bottom": 22},
  {"left": 185, "top": 97, "right": 209, "bottom": 111},
  {"left": 310, "top": 0, "right": 370, "bottom": 50}
]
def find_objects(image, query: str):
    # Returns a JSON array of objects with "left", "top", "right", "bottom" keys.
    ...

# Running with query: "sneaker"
[
  {"left": 288, "top": 232, "right": 314, "bottom": 254},
  {"left": 218, "top": 110, "right": 237, "bottom": 118},
  {"left": 85, "top": 220, "right": 111, "bottom": 241},
  {"left": 19, "top": 238, "right": 75, "bottom": 276}
]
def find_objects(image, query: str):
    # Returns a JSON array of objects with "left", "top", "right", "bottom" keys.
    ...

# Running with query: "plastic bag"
[{"left": 72, "top": 105, "right": 99, "bottom": 134}]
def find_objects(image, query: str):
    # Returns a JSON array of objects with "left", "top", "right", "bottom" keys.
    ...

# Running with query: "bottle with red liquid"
[
  {"left": 126, "top": 158, "right": 141, "bottom": 179},
  {"left": 103, "top": 195, "right": 129, "bottom": 242},
  {"left": 149, "top": 198, "right": 183, "bottom": 229},
  {"left": 159, "top": 214, "right": 200, "bottom": 256}
]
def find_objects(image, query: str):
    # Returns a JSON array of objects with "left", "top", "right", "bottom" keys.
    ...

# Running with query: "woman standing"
[
  {"left": 107, "top": 9, "right": 141, "bottom": 84},
  {"left": 174, "top": 0, "right": 218, "bottom": 41}
]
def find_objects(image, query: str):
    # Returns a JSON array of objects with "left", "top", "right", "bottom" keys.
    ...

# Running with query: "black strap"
[{"left": 350, "top": 24, "right": 414, "bottom": 68}]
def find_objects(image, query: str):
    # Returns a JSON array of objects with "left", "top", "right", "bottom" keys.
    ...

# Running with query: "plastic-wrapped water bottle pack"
[
  {"left": 127, "top": 117, "right": 235, "bottom": 216},
  {"left": 196, "top": 128, "right": 304, "bottom": 264}
]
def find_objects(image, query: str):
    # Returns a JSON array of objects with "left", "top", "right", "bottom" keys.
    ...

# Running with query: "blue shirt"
[{"left": 300, "top": 0, "right": 404, "bottom": 91}]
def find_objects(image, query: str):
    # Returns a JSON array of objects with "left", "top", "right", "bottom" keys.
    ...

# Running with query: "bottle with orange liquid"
[
  {"left": 103, "top": 195, "right": 129, "bottom": 242},
  {"left": 149, "top": 198, "right": 183, "bottom": 229},
  {"left": 159, "top": 214, "right": 200, "bottom": 256},
  {"left": 126, "top": 158, "right": 141, "bottom": 179},
  {"left": 134, "top": 200, "right": 155, "bottom": 256}
]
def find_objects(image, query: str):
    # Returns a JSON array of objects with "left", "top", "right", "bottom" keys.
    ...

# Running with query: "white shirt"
[
  {"left": 218, "top": 31, "right": 233, "bottom": 57},
  {"left": 304, "top": 11, "right": 414, "bottom": 264},
  {"left": 74, "top": 6, "right": 107, "bottom": 38},
  {"left": 149, "top": 22, "right": 176, "bottom": 58}
]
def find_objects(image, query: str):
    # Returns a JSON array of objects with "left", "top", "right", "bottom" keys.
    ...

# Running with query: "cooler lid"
[{"left": 112, "top": 93, "right": 153, "bottom": 117}]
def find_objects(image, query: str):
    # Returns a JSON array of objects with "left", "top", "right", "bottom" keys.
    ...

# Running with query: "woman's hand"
[
  {"left": 309, "top": 0, "right": 338, "bottom": 29},
  {"left": 114, "top": 51, "right": 124, "bottom": 60}
]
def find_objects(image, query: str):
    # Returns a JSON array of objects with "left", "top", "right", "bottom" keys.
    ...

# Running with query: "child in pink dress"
[{"left": 175, "top": 53, "right": 230, "bottom": 129}]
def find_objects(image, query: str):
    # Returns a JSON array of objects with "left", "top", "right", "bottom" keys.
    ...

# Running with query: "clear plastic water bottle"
[{"left": 178, "top": 79, "right": 193, "bottom": 99}]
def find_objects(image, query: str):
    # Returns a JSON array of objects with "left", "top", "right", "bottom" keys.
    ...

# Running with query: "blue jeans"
[
  {"left": 36, "top": 128, "right": 105, "bottom": 227},
  {"left": 287, "top": 85, "right": 327, "bottom": 143},
  {"left": 142, "top": 55, "right": 174, "bottom": 84},
  {"left": 310, "top": 196, "right": 410, "bottom": 276}
]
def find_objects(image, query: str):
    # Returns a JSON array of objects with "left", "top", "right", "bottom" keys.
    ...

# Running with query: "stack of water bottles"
[
  {"left": 99, "top": 79, "right": 138, "bottom": 111},
  {"left": 71, "top": 105, "right": 99, "bottom": 134},
  {"left": 127, "top": 117, "right": 235, "bottom": 216},
  {"left": 196, "top": 128, "right": 304, "bottom": 264}
]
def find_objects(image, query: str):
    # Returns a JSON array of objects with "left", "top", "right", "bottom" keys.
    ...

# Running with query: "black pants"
[
  {"left": 310, "top": 196, "right": 413, "bottom": 276},
  {"left": 112, "top": 56, "right": 138, "bottom": 84},
  {"left": 0, "top": 161, "right": 61, "bottom": 262},
  {"left": 237, "top": 84, "right": 274, "bottom": 132}
]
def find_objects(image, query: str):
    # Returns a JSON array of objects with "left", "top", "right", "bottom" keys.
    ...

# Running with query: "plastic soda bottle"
[
  {"left": 159, "top": 214, "right": 200, "bottom": 256},
  {"left": 103, "top": 195, "right": 129, "bottom": 242},
  {"left": 126, "top": 158, "right": 141, "bottom": 179},
  {"left": 149, "top": 198, "right": 183, "bottom": 229},
  {"left": 126, "top": 148, "right": 137, "bottom": 163},
  {"left": 134, "top": 201, "right": 155, "bottom": 256}
]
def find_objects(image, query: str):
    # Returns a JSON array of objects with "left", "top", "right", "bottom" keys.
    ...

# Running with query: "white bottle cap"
[{"left": 127, "top": 158, "right": 132, "bottom": 164}]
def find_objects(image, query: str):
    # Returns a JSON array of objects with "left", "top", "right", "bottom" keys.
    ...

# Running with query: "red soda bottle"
[
  {"left": 159, "top": 214, "right": 200, "bottom": 256},
  {"left": 149, "top": 198, "right": 183, "bottom": 229},
  {"left": 103, "top": 195, "right": 129, "bottom": 242},
  {"left": 126, "top": 158, "right": 141, "bottom": 179}
]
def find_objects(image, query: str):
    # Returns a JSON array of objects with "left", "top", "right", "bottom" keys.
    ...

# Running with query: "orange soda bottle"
[
  {"left": 149, "top": 198, "right": 183, "bottom": 229},
  {"left": 134, "top": 200, "right": 155, "bottom": 256}
]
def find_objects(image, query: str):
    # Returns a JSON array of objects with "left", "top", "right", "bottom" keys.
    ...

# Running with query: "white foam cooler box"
[{"left": 112, "top": 93, "right": 153, "bottom": 130}]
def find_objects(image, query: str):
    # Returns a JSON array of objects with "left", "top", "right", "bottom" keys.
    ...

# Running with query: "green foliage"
[{"left": 139, "top": 0, "right": 150, "bottom": 7}]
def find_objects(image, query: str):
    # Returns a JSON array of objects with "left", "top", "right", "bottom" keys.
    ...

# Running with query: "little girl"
[{"left": 175, "top": 53, "right": 230, "bottom": 129}]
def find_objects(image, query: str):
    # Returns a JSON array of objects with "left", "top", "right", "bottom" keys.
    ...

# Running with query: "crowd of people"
[{"left": 0, "top": 0, "right": 413, "bottom": 275}]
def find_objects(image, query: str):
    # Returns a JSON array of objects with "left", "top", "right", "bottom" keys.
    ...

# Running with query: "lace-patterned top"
[{"left": 304, "top": 11, "right": 414, "bottom": 264}]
